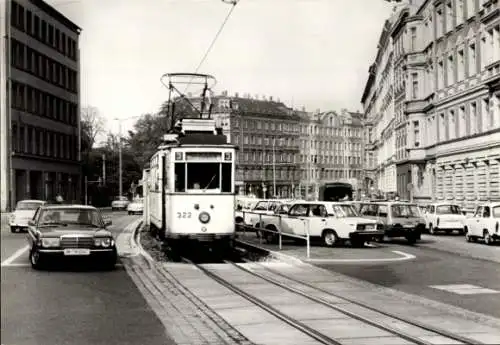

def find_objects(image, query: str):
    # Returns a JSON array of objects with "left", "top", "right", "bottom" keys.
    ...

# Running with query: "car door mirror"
[
  {"left": 28, "top": 220, "right": 35, "bottom": 226},
  {"left": 104, "top": 219, "right": 112, "bottom": 227}
]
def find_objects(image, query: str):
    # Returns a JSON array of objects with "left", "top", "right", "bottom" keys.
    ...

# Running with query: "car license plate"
[{"left": 64, "top": 249, "right": 90, "bottom": 256}]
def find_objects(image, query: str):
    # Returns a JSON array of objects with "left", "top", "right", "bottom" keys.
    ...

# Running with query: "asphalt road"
[
  {"left": 315, "top": 234, "right": 500, "bottom": 319},
  {"left": 1, "top": 211, "right": 176, "bottom": 345}
]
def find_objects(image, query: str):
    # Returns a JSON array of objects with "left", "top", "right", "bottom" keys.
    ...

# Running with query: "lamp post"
[
  {"left": 114, "top": 116, "right": 142, "bottom": 198},
  {"left": 272, "top": 137, "right": 285, "bottom": 198}
]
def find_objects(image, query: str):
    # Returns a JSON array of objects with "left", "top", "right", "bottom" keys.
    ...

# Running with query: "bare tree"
[{"left": 81, "top": 106, "right": 106, "bottom": 151}]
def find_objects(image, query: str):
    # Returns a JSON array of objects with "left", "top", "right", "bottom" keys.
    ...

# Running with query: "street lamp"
[
  {"left": 272, "top": 137, "right": 285, "bottom": 198},
  {"left": 113, "top": 116, "right": 142, "bottom": 198}
]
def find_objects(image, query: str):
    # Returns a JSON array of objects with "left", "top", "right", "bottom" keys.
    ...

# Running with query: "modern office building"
[{"left": 1, "top": 0, "right": 82, "bottom": 211}]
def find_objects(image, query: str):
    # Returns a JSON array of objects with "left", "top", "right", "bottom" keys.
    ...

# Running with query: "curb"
[
  {"left": 132, "top": 220, "right": 155, "bottom": 263},
  {"left": 235, "top": 238, "right": 305, "bottom": 265}
]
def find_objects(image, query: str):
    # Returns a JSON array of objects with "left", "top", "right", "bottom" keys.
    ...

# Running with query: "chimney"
[
  {"left": 255, "top": 94, "right": 259, "bottom": 100},
  {"left": 235, "top": 92, "right": 239, "bottom": 98},
  {"left": 222, "top": 90, "right": 228, "bottom": 96},
  {"left": 270, "top": 96, "right": 273, "bottom": 102},
  {"left": 187, "top": 92, "right": 192, "bottom": 98},
  {"left": 302, "top": 106, "right": 306, "bottom": 111}
]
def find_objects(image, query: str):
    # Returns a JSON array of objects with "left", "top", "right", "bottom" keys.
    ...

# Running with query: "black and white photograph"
[{"left": 1, "top": 0, "right": 499, "bottom": 344}]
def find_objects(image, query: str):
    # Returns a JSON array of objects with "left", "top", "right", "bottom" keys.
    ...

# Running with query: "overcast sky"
[{"left": 46, "top": 0, "right": 396, "bottom": 135}]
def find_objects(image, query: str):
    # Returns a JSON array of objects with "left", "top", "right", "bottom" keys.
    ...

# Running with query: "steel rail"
[
  {"left": 237, "top": 259, "right": 481, "bottom": 345},
  {"left": 181, "top": 257, "right": 342, "bottom": 345}
]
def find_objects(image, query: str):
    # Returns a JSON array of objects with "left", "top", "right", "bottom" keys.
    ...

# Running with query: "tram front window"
[{"left": 175, "top": 162, "right": 232, "bottom": 193}]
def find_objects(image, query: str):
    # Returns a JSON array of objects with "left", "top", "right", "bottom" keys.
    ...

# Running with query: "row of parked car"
[{"left": 235, "top": 197, "right": 500, "bottom": 247}]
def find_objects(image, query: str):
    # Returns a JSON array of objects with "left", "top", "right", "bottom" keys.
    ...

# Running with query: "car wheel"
[
  {"left": 406, "top": 234, "right": 417, "bottom": 245},
  {"left": 30, "top": 248, "right": 44, "bottom": 270},
  {"left": 128, "top": 211, "right": 131, "bottom": 215},
  {"left": 484, "top": 230, "right": 492, "bottom": 245},
  {"left": 429, "top": 224, "right": 436, "bottom": 235},
  {"left": 322, "top": 229, "right": 339, "bottom": 247}
]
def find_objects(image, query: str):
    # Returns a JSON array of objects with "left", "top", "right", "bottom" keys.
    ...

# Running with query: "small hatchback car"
[{"left": 26, "top": 205, "right": 116, "bottom": 270}]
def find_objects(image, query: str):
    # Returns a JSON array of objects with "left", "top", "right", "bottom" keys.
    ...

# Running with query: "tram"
[{"left": 147, "top": 73, "right": 237, "bottom": 251}]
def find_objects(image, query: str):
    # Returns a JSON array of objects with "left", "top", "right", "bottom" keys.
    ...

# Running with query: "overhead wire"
[{"left": 182, "top": 0, "right": 241, "bottom": 95}]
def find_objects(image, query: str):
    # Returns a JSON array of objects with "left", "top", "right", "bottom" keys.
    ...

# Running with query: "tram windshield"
[{"left": 175, "top": 162, "right": 232, "bottom": 193}]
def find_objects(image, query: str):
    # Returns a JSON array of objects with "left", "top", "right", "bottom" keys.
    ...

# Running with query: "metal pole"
[
  {"left": 102, "top": 154, "right": 106, "bottom": 185},
  {"left": 273, "top": 138, "right": 276, "bottom": 197},
  {"left": 84, "top": 176, "right": 88, "bottom": 205},
  {"left": 118, "top": 121, "right": 123, "bottom": 197}
]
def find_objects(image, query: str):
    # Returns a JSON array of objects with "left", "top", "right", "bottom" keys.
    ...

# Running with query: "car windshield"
[
  {"left": 132, "top": 198, "right": 143, "bottom": 204},
  {"left": 331, "top": 204, "right": 358, "bottom": 218},
  {"left": 114, "top": 196, "right": 127, "bottom": 201},
  {"left": 39, "top": 208, "right": 102, "bottom": 228},
  {"left": 391, "top": 204, "right": 419, "bottom": 217},
  {"left": 436, "top": 205, "right": 461, "bottom": 215},
  {"left": 16, "top": 202, "right": 43, "bottom": 210}
]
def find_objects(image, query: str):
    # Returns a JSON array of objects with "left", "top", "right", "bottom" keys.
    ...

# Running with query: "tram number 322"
[{"left": 177, "top": 212, "right": 192, "bottom": 219}]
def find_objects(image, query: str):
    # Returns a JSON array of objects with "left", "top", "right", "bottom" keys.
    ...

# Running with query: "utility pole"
[
  {"left": 102, "top": 154, "right": 106, "bottom": 185},
  {"left": 84, "top": 176, "right": 88, "bottom": 205},
  {"left": 118, "top": 121, "right": 123, "bottom": 197}
]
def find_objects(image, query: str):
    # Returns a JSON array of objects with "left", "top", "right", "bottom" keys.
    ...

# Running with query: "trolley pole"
[
  {"left": 118, "top": 121, "right": 123, "bottom": 197},
  {"left": 102, "top": 154, "right": 106, "bottom": 185}
]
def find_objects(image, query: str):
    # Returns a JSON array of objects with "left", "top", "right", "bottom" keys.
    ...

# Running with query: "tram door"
[{"left": 161, "top": 155, "right": 167, "bottom": 238}]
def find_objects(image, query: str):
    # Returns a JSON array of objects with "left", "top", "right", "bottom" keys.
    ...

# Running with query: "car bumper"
[
  {"left": 386, "top": 227, "right": 421, "bottom": 238},
  {"left": 434, "top": 222, "right": 464, "bottom": 230},
  {"left": 349, "top": 230, "right": 385, "bottom": 240},
  {"left": 167, "top": 233, "right": 235, "bottom": 242},
  {"left": 38, "top": 248, "right": 117, "bottom": 261}
]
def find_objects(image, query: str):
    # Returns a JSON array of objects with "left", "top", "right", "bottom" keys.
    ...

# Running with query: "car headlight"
[
  {"left": 356, "top": 224, "right": 365, "bottom": 230},
  {"left": 376, "top": 223, "right": 384, "bottom": 230},
  {"left": 199, "top": 212, "right": 210, "bottom": 224},
  {"left": 41, "top": 238, "right": 60, "bottom": 247},
  {"left": 94, "top": 237, "right": 114, "bottom": 247}
]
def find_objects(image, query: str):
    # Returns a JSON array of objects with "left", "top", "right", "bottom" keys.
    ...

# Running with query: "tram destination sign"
[{"left": 186, "top": 152, "right": 222, "bottom": 161}]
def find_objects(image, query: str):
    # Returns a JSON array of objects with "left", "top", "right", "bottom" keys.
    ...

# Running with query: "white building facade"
[{"left": 362, "top": 0, "right": 500, "bottom": 207}]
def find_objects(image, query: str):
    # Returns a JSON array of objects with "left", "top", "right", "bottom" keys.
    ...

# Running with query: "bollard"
[
  {"left": 305, "top": 219, "right": 310, "bottom": 259},
  {"left": 278, "top": 215, "right": 282, "bottom": 250}
]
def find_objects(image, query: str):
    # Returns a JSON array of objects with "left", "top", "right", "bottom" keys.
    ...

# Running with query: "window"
[
  {"left": 457, "top": 0, "right": 464, "bottom": 25},
  {"left": 175, "top": 162, "right": 232, "bottom": 193},
  {"left": 410, "top": 27, "right": 417, "bottom": 50},
  {"left": 447, "top": 54, "right": 455, "bottom": 86},
  {"left": 34, "top": 15, "right": 40, "bottom": 39},
  {"left": 469, "top": 102, "right": 478, "bottom": 134},
  {"left": 437, "top": 9, "right": 444, "bottom": 38},
  {"left": 482, "top": 98, "right": 490, "bottom": 131},
  {"left": 459, "top": 106, "right": 466, "bottom": 137},
  {"left": 446, "top": 2, "right": 453, "bottom": 33},
  {"left": 438, "top": 60, "right": 444, "bottom": 89},
  {"left": 26, "top": 10, "right": 32, "bottom": 34},
  {"left": 468, "top": 43, "right": 476, "bottom": 76},
  {"left": 411, "top": 73, "right": 419, "bottom": 98},
  {"left": 12, "top": 124, "right": 17, "bottom": 152},
  {"left": 449, "top": 110, "right": 456, "bottom": 139},
  {"left": 413, "top": 121, "right": 420, "bottom": 146},
  {"left": 289, "top": 204, "right": 308, "bottom": 216},
  {"left": 466, "top": 0, "right": 475, "bottom": 18},
  {"left": 457, "top": 49, "right": 465, "bottom": 80},
  {"left": 19, "top": 126, "right": 25, "bottom": 153},
  {"left": 436, "top": 205, "right": 461, "bottom": 215}
]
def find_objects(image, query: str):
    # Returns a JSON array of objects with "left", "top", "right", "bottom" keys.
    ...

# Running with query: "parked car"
[
  {"left": 9, "top": 200, "right": 46, "bottom": 233},
  {"left": 424, "top": 203, "right": 466, "bottom": 235},
  {"left": 464, "top": 203, "right": 500, "bottom": 245},
  {"left": 262, "top": 201, "right": 384, "bottom": 247},
  {"left": 26, "top": 205, "right": 116, "bottom": 270},
  {"left": 111, "top": 196, "right": 129, "bottom": 211},
  {"left": 358, "top": 201, "right": 425, "bottom": 244},
  {"left": 127, "top": 197, "right": 144, "bottom": 215}
]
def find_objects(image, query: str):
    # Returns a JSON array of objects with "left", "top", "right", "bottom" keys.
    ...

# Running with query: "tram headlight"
[{"left": 199, "top": 212, "right": 210, "bottom": 224}]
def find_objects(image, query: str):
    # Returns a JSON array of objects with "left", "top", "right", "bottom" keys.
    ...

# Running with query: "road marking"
[
  {"left": 430, "top": 284, "right": 500, "bottom": 295},
  {"left": 1, "top": 245, "right": 29, "bottom": 266},
  {"left": 1, "top": 263, "right": 124, "bottom": 268},
  {"left": 304, "top": 250, "right": 416, "bottom": 263}
]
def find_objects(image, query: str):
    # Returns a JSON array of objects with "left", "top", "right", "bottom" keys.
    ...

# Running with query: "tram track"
[{"left": 180, "top": 256, "right": 483, "bottom": 345}]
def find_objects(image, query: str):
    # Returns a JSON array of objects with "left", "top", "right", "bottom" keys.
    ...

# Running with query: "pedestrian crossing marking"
[{"left": 430, "top": 284, "right": 500, "bottom": 295}]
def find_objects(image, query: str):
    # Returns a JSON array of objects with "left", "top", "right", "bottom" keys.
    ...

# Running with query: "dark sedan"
[{"left": 26, "top": 205, "right": 117, "bottom": 270}]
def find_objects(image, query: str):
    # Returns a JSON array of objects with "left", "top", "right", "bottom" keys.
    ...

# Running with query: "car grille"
[{"left": 60, "top": 237, "right": 94, "bottom": 249}]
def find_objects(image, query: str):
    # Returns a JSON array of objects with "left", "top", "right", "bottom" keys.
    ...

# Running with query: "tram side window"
[
  {"left": 175, "top": 163, "right": 186, "bottom": 192},
  {"left": 221, "top": 163, "right": 232, "bottom": 193},
  {"left": 187, "top": 163, "right": 220, "bottom": 190}
]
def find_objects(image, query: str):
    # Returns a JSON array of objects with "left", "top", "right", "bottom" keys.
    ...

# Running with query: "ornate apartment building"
[
  {"left": 362, "top": 0, "right": 500, "bottom": 206},
  {"left": 297, "top": 109, "right": 366, "bottom": 199},
  {"left": 191, "top": 92, "right": 302, "bottom": 198},
  {"left": 1, "top": 0, "right": 82, "bottom": 211}
]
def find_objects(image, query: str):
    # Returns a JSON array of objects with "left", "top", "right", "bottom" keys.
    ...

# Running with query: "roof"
[
  {"left": 41, "top": 204, "right": 97, "bottom": 210},
  {"left": 174, "top": 95, "right": 302, "bottom": 121},
  {"left": 28, "top": 0, "right": 82, "bottom": 33}
]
